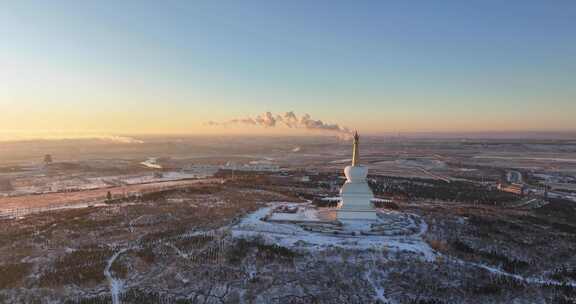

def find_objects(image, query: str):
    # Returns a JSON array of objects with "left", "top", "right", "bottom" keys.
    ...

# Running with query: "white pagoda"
[{"left": 337, "top": 131, "right": 378, "bottom": 221}]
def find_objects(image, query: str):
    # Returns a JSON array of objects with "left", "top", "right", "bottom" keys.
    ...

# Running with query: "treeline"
[
  {"left": 451, "top": 239, "right": 532, "bottom": 274},
  {"left": 106, "top": 185, "right": 224, "bottom": 205},
  {"left": 551, "top": 265, "right": 576, "bottom": 282},
  {"left": 370, "top": 179, "right": 519, "bottom": 205},
  {"left": 64, "top": 288, "right": 198, "bottom": 304},
  {"left": 39, "top": 245, "right": 120, "bottom": 287},
  {"left": 227, "top": 238, "right": 299, "bottom": 265},
  {"left": 465, "top": 274, "right": 526, "bottom": 295},
  {"left": 0, "top": 262, "right": 31, "bottom": 289}
]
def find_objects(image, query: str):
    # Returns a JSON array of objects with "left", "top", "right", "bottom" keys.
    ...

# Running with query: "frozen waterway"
[{"left": 105, "top": 248, "right": 129, "bottom": 304}]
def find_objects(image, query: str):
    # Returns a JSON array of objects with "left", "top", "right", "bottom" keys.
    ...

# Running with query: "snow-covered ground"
[
  {"left": 122, "top": 171, "right": 199, "bottom": 185},
  {"left": 104, "top": 248, "right": 129, "bottom": 304},
  {"left": 456, "top": 259, "right": 576, "bottom": 288},
  {"left": 231, "top": 204, "right": 436, "bottom": 261},
  {"left": 395, "top": 159, "right": 447, "bottom": 170},
  {"left": 474, "top": 156, "right": 576, "bottom": 163},
  {"left": 0, "top": 171, "right": 204, "bottom": 197},
  {"left": 0, "top": 201, "right": 109, "bottom": 220}
]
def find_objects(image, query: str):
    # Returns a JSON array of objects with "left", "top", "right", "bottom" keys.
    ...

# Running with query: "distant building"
[
  {"left": 44, "top": 154, "right": 53, "bottom": 165},
  {"left": 506, "top": 171, "right": 523, "bottom": 184},
  {"left": 182, "top": 164, "right": 220, "bottom": 177},
  {"left": 184, "top": 162, "right": 281, "bottom": 178},
  {"left": 141, "top": 158, "right": 162, "bottom": 169},
  {"left": 498, "top": 183, "right": 525, "bottom": 195}
]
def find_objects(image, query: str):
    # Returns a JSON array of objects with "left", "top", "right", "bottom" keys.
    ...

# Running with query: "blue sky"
[{"left": 1, "top": 1, "right": 575, "bottom": 134}]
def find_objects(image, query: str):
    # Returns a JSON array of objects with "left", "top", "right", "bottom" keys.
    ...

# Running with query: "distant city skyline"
[{"left": 1, "top": 1, "right": 575, "bottom": 136}]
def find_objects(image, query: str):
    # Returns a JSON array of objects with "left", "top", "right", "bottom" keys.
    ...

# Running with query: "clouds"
[
  {"left": 206, "top": 111, "right": 352, "bottom": 138},
  {"left": 0, "top": 132, "right": 144, "bottom": 144}
]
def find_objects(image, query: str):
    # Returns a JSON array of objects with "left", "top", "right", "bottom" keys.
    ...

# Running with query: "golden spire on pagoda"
[{"left": 352, "top": 130, "right": 360, "bottom": 166}]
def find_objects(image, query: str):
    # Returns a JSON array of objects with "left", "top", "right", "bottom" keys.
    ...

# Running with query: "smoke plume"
[{"left": 206, "top": 111, "right": 352, "bottom": 138}]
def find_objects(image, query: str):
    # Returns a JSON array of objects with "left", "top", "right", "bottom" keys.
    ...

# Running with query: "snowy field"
[
  {"left": 231, "top": 203, "right": 437, "bottom": 261},
  {"left": 0, "top": 171, "right": 205, "bottom": 197}
]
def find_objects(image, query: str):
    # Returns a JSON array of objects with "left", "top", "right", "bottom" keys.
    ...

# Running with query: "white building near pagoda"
[{"left": 337, "top": 132, "right": 378, "bottom": 221}]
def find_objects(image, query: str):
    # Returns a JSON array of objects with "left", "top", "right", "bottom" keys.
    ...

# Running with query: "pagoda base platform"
[{"left": 337, "top": 209, "right": 379, "bottom": 221}]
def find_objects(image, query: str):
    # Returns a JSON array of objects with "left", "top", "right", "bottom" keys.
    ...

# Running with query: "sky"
[{"left": 1, "top": 1, "right": 575, "bottom": 137}]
